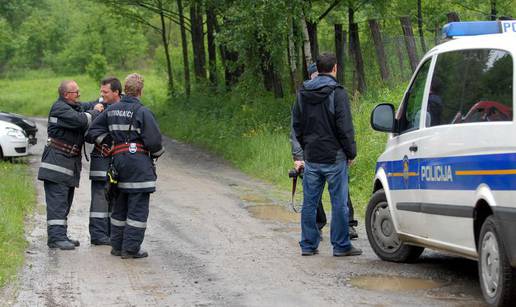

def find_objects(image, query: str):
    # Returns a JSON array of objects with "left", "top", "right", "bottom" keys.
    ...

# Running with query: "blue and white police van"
[{"left": 367, "top": 20, "right": 516, "bottom": 306}]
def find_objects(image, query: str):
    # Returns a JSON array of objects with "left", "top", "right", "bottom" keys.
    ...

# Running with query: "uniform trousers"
[
  {"left": 110, "top": 192, "right": 149, "bottom": 253},
  {"left": 44, "top": 181, "right": 75, "bottom": 242}
]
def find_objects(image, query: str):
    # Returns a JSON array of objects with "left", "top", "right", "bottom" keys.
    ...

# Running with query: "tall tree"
[
  {"left": 190, "top": 0, "right": 206, "bottom": 80},
  {"left": 417, "top": 0, "right": 427, "bottom": 53},
  {"left": 206, "top": 4, "right": 218, "bottom": 86},
  {"left": 177, "top": 0, "right": 191, "bottom": 97}
]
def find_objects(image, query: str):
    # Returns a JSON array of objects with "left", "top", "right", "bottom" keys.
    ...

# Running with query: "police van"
[{"left": 367, "top": 21, "right": 516, "bottom": 306}]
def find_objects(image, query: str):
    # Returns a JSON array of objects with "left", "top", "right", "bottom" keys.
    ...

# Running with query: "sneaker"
[
  {"left": 110, "top": 248, "right": 121, "bottom": 256},
  {"left": 333, "top": 246, "right": 362, "bottom": 257},
  {"left": 48, "top": 240, "right": 75, "bottom": 250},
  {"left": 67, "top": 238, "right": 80, "bottom": 247},
  {"left": 349, "top": 226, "right": 358, "bottom": 240},
  {"left": 121, "top": 249, "right": 148, "bottom": 259},
  {"left": 301, "top": 249, "right": 319, "bottom": 256},
  {"left": 91, "top": 237, "right": 111, "bottom": 246}
]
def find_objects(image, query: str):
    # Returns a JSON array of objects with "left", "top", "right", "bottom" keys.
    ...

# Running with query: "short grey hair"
[
  {"left": 58, "top": 80, "right": 74, "bottom": 97},
  {"left": 124, "top": 73, "right": 144, "bottom": 97}
]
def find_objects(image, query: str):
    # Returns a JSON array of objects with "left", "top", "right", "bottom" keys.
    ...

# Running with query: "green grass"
[{"left": 0, "top": 160, "right": 36, "bottom": 287}]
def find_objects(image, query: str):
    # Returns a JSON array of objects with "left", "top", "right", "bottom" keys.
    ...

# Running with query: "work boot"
[
  {"left": 333, "top": 246, "right": 362, "bottom": 257},
  {"left": 48, "top": 240, "right": 75, "bottom": 250},
  {"left": 301, "top": 249, "right": 319, "bottom": 256},
  {"left": 67, "top": 237, "right": 80, "bottom": 247},
  {"left": 110, "top": 248, "right": 121, "bottom": 256},
  {"left": 91, "top": 237, "right": 111, "bottom": 246},
  {"left": 121, "top": 249, "right": 148, "bottom": 259},
  {"left": 349, "top": 226, "right": 358, "bottom": 240}
]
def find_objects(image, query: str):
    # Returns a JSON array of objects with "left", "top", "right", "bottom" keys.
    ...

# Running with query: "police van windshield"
[{"left": 426, "top": 49, "right": 513, "bottom": 127}]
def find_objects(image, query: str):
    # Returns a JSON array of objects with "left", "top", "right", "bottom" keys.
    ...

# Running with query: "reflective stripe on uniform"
[
  {"left": 110, "top": 217, "right": 126, "bottom": 227},
  {"left": 40, "top": 162, "right": 74, "bottom": 176},
  {"left": 109, "top": 124, "right": 141, "bottom": 134},
  {"left": 96, "top": 132, "right": 108, "bottom": 145},
  {"left": 90, "top": 171, "right": 107, "bottom": 177},
  {"left": 49, "top": 116, "right": 58, "bottom": 124},
  {"left": 90, "top": 212, "right": 109, "bottom": 218},
  {"left": 85, "top": 112, "right": 92, "bottom": 127},
  {"left": 118, "top": 181, "right": 156, "bottom": 189},
  {"left": 127, "top": 218, "right": 147, "bottom": 228},
  {"left": 47, "top": 219, "right": 67, "bottom": 226}
]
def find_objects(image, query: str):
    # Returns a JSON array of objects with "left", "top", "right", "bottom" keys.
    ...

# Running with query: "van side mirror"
[{"left": 371, "top": 103, "right": 395, "bottom": 132}]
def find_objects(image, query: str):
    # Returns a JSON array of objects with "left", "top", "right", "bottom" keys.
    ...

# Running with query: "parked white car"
[
  {"left": 0, "top": 119, "right": 29, "bottom": 159},
  {"left": 367, "top": 20, "right": 516, "bottom": 307}
]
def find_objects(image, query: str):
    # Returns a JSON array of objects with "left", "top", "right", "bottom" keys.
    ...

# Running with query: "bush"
[{"left": 86, "top": 54, "right": 108, "bottom": 83}]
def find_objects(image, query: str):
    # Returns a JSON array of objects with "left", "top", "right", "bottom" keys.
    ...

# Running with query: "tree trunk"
[
  {"left": 447, "top": 12, "right": 460, "bottom": 22},
  {"left": 206, "top": 5, "right": 217, "bottom": 86},
  {"left": 490, "top": 0, "right": 497, "bottom": 20},
  {"left": 368, "top": 19, "right": 389, "bottom": 82},
  {"left": 158, "top": 0, "right": 173, "bottom": 95},
  {"left": 334, "top": 24, "right": 345, "bottom": 84},
  {"left": 306, "top": 20, "right": 319, "bottom": 60},
  {"left": 176, "top": 0, "right": 190, "bottom": 97},
  {"left": 190, "top": 1, "right": 206, "bottom": 80},
  {"left": 400, "top": 16, "right": 419, "bottom": 72},
  {"left": 350, "top": 22, "right": 366, "bottom": 93},
  {"left": 301, "top": 17, "right": 313, "bottom": 66},
  {"left": 417, "top": 0, "right": 427, "bottom": 53},
  {"left": 288, "top": 17, "right": 300, "bottom": 92}
]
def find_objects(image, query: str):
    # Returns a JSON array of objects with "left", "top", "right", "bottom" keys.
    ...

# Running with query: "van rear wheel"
[
  {"left": 365, "top": 189, "right": 423, "bottom": 263},
  {"left": 478, "top": 216, "right": 516, "bottom": 306}
]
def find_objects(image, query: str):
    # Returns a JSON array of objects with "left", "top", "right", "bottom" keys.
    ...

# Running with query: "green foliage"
[
  {"left": 0, "top": 161, "right": 35, "bottom": 287},
  {"left": 86, "top": 54, "right": 109, "bottom": 83}
]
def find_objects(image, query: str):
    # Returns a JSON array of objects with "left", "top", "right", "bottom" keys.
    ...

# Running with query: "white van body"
[{"left": 368, "top": 21, "right": 516, "bottom": 307}]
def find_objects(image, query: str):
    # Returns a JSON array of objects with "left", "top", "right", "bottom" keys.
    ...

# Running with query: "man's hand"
[
  {"left": 94, "top": 103, "right": 104, "bottom": 112},
  {"left": 347, "top": 159, "right": 354, "bottom": 166},
  {"left": 294, "top": 160, "right": 304, "bottom": 172}
]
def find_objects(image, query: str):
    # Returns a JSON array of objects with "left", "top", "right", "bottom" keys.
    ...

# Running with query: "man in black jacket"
[
  {"left": 292, "top": 53, "right": 362, "bottom": 257},
  {"left": 87, "top": 73, "right": 164, "bottom": 259},
  {"left": 88, "top": 77, "right": 122, "bottom": 246},
  {"left": 291, "top": 63, "right": 358, "bottom": 241},
  {"left": 38, "top": 80, "right": 104, "bottom": 250}
]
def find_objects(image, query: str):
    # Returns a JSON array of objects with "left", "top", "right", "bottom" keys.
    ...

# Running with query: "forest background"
[{"left": 1, "top": 0, "right": 515, "bottom": 218}]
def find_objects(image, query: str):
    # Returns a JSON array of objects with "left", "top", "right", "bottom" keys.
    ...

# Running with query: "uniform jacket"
[
  {"left": 291, "top": 74, "right": 356, "bottom": 164},
  {"left": 89, "top": 99, "right": 116, "bottom": 181},
  {"left": 86, "top": 95, "right": 164, "bottom": 193},
  {"left": 38, "top": 98, "right": 100, "bottom": 187}
]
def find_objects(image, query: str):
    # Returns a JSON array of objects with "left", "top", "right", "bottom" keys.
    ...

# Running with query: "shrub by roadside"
[{"left": 0, "top": 161, "right": 36, "bottom": 288}]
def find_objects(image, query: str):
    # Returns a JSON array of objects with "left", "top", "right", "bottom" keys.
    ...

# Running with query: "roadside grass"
[{"left": 0, "top": 160, "right": 36, "bottom": 288}]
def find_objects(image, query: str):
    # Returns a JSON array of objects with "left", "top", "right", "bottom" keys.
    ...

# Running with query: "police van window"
[
  {"left": 427, "top": 49, "right": 513, "bottom": 127},
  {"left": 397, "top": 59, "right": 431, "bottom": 134}
]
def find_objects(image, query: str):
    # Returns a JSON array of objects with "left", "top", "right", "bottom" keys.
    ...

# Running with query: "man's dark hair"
[
  {"left": 101, "top": 76, "right": 122, "bottom": 96},
  {"left": 316, "top": 53, "right": 337, "bottom": 74}
]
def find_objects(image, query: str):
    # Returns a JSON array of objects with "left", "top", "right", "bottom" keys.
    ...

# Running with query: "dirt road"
[{"left": 2, "top": 119, "right": 486, "bottom": 306}]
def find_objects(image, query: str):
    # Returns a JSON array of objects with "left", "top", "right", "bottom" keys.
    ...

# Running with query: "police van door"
[
  {"left": 387, "top": 58, "right": 433, "bottom": 238},
  {"left": 417, "top": 48, "right": 515, "bottom": 251}
]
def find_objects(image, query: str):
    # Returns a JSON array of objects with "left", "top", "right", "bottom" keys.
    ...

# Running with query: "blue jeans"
[{"left": 299, "top": 160, "right": 350, "bottom": 253}]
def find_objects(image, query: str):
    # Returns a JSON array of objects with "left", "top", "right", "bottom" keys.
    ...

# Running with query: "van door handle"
[{"left": 409, "top": 144, "right": 418, "bottom": 152}]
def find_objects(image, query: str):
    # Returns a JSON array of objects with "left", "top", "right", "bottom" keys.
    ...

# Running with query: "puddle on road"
[
  {"left": 247, "top": 205, "right": 299, "bottom": 224},
  {"left": 240, "top": 193, "right": 271, "bottom": 204},
  {"left": 350, "top": 275, "right": 445, "bottom": 292}
]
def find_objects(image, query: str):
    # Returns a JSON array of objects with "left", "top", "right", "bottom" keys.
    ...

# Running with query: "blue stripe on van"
[{"left": 377, "top": 153, "right": 516, "bottom": 191}]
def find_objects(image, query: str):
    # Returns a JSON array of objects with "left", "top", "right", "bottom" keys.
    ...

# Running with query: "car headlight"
[
  {"left": 6, "top": 127, "right": 26, "bottom": 139},
  {"left": 22, "top": 119, "right": 36, "bottom": 127}
]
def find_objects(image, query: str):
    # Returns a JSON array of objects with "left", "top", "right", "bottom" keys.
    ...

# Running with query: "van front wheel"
[
  {"left": 478, "top": 216, "right": 516, "bottom": 306},
  {"left": 365, "top": 189, "right": 423, "bottom": 263}
]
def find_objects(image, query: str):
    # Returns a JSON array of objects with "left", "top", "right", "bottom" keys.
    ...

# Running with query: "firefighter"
[
  {"left": 38, "top": 80, "right": 104, "bottom": 250},
  {"left": 87, "top": 73, "right": 164, "bottom": 259},
  {"left": 88, "top": 77, "right": 122, "bottom": 245}
]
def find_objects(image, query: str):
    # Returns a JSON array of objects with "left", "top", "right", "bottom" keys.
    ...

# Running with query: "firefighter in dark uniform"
[
  {"left": 87, "top": 73, "right": 164, "bottom": 259},
  {"left": 38, "top": 80, "right": 104, "bottom": 250},
  {"left": 88, "top": 77, "right": 122, "bottom": 245}
]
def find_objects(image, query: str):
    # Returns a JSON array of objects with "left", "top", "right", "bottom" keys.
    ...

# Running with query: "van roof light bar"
[{"left": 442, "top": 21, "right": 516, "bottom": 38}]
